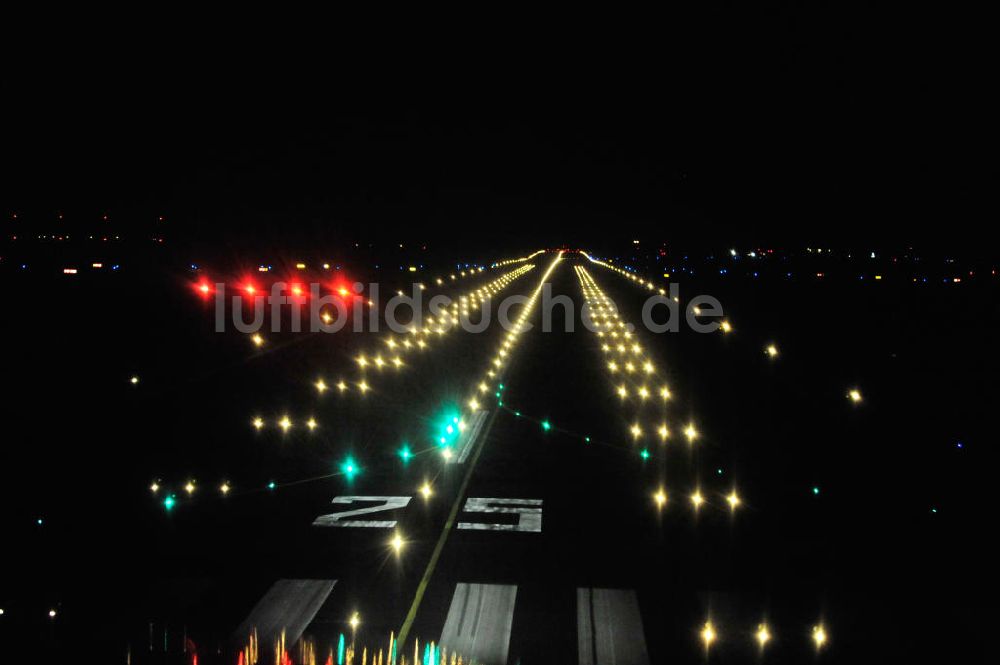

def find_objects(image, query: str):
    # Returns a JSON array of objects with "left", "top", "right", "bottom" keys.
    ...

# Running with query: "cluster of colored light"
[
  {"left": 250, "top": 415, "right": 319, "bottom": 431},
  {"left": 646, "top": 485, "right": 748, "bottom": 515},
  {"left": 151, "top": 478, "right": 235, "bottom": 506},
  {"left": 699, "top": 620, "right": 827, "bottom": 651},
  {"left": 579, "top": 251, "right": 670, "bottom": 296},
  {"left": 575, "top": 266, "right": 694, "bottom": 448},
  {"left": 343, "top": 263, "right": 537, "bottom": 394},
  {"left": 458, "top": 253, "right": 565, "bottom": 441}
]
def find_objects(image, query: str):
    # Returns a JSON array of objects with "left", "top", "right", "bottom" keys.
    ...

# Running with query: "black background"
[
  {"left": 2, "top": 4, "right": 991, "bottom": 255},
  {"left": 1, "top": 7, "right": 993, "bottom": 663}
]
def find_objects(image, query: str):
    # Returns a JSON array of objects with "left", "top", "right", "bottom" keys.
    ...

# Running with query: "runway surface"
[{"left": 5, "top": 249, "right": 994, "bottom": 663}]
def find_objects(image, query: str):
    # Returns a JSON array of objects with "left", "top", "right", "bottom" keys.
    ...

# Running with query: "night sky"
[{"left": 2, "top": 7, "right": 989, "bottom": 254}]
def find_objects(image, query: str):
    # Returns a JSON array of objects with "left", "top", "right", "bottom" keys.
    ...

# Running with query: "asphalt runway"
[{"left": 4, "top": 250, "right": 994, "bottom": 663}]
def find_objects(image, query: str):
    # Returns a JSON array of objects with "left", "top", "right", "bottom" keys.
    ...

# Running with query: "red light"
[
  {"left": 195, "top": 281, "right": 213, "bottom": 296},
  {"left": 245, "top": 284, "right": 256, "bottom": 295}
]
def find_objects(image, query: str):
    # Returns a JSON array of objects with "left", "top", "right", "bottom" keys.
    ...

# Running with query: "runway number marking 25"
[
  {"left": 312, "top": 496, "right": 411, "bottom": 528},
  {"left": 457, "top": 497, "right": 543, "bottom": 533},
  {"left": 313, "top": 496, "right": 542, "bottom": 532}
]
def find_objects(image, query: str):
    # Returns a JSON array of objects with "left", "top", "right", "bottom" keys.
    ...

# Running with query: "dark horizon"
[{"left": 3, "top": 52, "right": 990, "bottom": 255}]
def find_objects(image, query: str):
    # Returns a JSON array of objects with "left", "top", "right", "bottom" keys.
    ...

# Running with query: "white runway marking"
[
  {"left": 234, "top": 579, "right": 336, "bottom": 650},
  {"left": 312, "top": 496, "right": 411, "bottom": 527},
  {"left": 439, "top": 583, "right": 518, "bottom": 665},
  {"left": 455, "top": 409, "right": 489, "bottom": 464},
  {"left": 457, "top": 497, "right": 543, "bottom": 532},
  {"left": 577, "top": 588, "right": 650, "bottom": 665}
]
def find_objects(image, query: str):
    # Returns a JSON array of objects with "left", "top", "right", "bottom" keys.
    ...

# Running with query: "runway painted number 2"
[
  {"left": 313, "top": 496, "right": 542, "bottom": 532},
  {"left": 457, "top": 497, "right": 543, "bottom": 533},
  {"left": 312, "top": 496, "right": 411, "bottom": 528}
]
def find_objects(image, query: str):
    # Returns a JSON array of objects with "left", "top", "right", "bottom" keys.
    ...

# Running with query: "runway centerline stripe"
[
  {"left": 398, "top": 253, "right": 563, "bottom": 649},
  {"left": 455, "top": 408, "right": 489, "bottom": 464},
  {"left": 396, "top": 405, "right": 502, "bottom": 648}
]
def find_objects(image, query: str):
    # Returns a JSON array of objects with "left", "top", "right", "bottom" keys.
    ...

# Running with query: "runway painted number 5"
[
  {"left": 457, "top": 497, "right": 543, "bottom": 533},
  {"left": 313, "top": 496, "right": 411, "bottom": 528}
]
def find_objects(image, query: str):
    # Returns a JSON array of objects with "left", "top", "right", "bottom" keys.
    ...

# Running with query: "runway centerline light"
[
  {"left": 684, "top": 424, "right": 698, "bottom": 442},
  {"left": 701, "top": 621, "right": 716, "bottom": 648},
  {"left": 756, "top": 623, "right": 771, "bottom": 648},
  {"left": 341, "top": 458, "right": 357, "bottom": 478}
]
